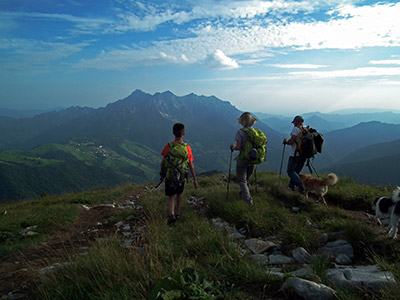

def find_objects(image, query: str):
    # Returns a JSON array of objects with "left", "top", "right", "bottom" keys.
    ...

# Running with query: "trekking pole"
[
  {"left": 154, "top": 177, "right": 164, "bottom": 189},
  {"left": 309, "top": 159, "right": 320, "bottom": 177},
  {"left": 226, "top": 149, "right": 233, "bottom": 201},
  {"left": 254, "top": 165, "right": 258, "bottom": 195},
  {"left": 278, "top": 144, "right": 286, "bottom": 186}
]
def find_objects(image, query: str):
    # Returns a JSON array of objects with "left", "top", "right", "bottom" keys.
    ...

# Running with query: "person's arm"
[
  {"left": 230, "top": 140, "right": 242, "bottom": 151},
  {"left": 283, "top": 135, "right": 297, "bottom": 145},
  {"left": 188, "top": 161, "right": 198, "bottom": 189}
]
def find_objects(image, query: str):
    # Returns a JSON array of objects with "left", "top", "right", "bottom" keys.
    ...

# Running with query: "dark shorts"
[{"left": 165, "top": 179, "right": 185, "bottom": 196}]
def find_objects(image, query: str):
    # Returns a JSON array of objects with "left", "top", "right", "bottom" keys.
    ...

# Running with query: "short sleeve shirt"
[
  {"left": 161, "top": 142, "right": 194, "bottom": 162},
  {"left": 290, "top": 126, "right": 302, "bottom": 157},
  {"left": 234, "top": 126, "right": 253, "bottom": 151}
]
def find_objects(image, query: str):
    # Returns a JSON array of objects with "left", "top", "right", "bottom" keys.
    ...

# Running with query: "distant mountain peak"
[{"left": 130, "top": 89, "right": 147, "bottom": 96}]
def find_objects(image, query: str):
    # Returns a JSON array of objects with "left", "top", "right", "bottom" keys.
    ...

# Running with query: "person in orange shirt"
[{"left": 160, "top": 123, "right": 198, "bottom": 225}]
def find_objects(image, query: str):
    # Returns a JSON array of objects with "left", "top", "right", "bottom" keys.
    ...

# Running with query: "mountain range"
[{"left": 0, "top": 90, "right": 399, "bottom": 201}]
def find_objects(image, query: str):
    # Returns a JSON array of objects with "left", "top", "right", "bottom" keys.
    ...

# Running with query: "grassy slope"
[
  {"left": 0, "top": 140, "right": 162, "bottom": 202},
  {"left": 1, "top": 172, "right": 399, "bottom": 299}
]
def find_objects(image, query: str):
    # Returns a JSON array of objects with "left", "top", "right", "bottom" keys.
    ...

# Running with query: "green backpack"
[
  {"left": 164, "top": 142, "right": 189, "bottom": 187},
  {"left": 239, "top": 128, "right": 267, "bottom": 164}
]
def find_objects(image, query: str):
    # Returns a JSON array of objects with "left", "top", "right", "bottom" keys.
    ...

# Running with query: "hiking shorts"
[{"left": 165, "top": 179, "right": 185, "bottom": 196}]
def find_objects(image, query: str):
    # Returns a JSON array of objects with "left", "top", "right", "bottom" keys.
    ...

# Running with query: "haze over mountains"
[{"left": 0, "top": 90, "right": 399, "bottom": 201}]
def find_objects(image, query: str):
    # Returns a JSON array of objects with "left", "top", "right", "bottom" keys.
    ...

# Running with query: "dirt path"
[{"left": 0, "top": 189, "right": 149, "bottom": 299}]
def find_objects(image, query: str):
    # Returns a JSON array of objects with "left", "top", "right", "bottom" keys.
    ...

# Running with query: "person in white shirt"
[{"left": 283, "top": 115, "right": 306, "bottom": 192}]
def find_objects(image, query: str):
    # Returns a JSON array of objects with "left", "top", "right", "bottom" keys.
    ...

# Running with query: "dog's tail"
[
  {"left": 393, "top": 186, "right": 400, "bottom": 202},
  {"left": 324, "top": 173, "right": 338, "bottom": 186}
]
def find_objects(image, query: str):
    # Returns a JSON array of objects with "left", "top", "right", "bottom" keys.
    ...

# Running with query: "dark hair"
[{"left": 173, "top": 123, "right": 185, "bottom": 137}]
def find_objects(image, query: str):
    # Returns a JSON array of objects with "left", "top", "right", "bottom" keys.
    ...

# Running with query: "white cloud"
[
  {"left": 369, "top": 60, "right": 400, "bottom": 65},
  {"left": 77, "top": 48, "right": 191, "bottom": 70},
  {"left": 0, "top": 38, "right": 90, "bottom": 72},
  {"left": 269, "top": 64, "right": 328, "bottom": 69},
  {"left": 290, "top": 67, "right": 400, "bottom": 79},
  {"left": 203, "top": 49, "right": 239, "bottom": 69},
  {"left": 0, "top": 11, "right": 112, "bottom": 34}
]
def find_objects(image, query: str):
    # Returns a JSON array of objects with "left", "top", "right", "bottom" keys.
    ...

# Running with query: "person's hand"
[
  {"left": 230, "top": 144, "right": 235, "bottom": 151},
  {"left": 193, "top": 179, "right": 199, "bottom": 189},
  {"left": 282, "top": 139, "right": 287, "bottom": 145}
]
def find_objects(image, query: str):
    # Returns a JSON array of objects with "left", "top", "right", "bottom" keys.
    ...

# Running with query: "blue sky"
[{"left": 1, "top": 0, "right": 400, "bottom": 115}]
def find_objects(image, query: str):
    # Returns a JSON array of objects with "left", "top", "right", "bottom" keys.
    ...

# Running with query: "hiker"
[
  {"left": 283, "top": 115, "right": 306, "bottom": 193},
  {"left": 160, "top": 123, "right": 198, "bottom": 225},
  {"left": 230, "top": 112, "right": 263, "bottom": 205}
]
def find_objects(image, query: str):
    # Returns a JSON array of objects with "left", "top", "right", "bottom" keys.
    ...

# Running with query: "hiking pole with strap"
[
  {"left": 226, "top": 149, "right": 233, "bottom": 200},
  {"left": 278, "top": 144, "right": 286, "bottom": 186}
]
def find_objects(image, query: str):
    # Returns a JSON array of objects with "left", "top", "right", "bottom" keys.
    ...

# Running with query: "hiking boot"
[
  {"left": 175, "top": 214, "right": 180, "bottom": 221},
  {"left": 167, "top": 214, "right": 176, "bottom": 225}
]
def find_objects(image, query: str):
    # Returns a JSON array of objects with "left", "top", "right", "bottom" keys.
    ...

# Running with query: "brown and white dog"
[
  {"left": 372, "top": 187, "right": 400, "bottom": 239},
  {"left": 299, "top": 173, "right": 338, "bottom": 205}
]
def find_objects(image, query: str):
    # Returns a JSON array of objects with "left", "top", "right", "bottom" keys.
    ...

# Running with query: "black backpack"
[{"left": 296, "top": 126, "right": 324, "bottom": 159}]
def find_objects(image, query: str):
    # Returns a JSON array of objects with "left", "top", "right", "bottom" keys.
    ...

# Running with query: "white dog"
[{"left": 372, "top": 187, "right": 400, "bottom": 239}]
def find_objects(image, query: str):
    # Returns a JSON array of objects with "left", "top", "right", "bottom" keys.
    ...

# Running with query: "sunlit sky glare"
[{"left": 1, "top": 0, "right": 400, "bottom": 115}]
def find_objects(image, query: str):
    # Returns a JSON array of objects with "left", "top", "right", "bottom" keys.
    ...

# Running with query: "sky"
[{"left": 1, "top": 0, "right": 400, "bottom": 115}]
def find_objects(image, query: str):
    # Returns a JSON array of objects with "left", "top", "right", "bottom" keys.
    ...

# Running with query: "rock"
[
  {"left": 114, "top": 221, "right": 124, "bottom": 227},
  {"left": 290, "top": 266, "right": 321, "bottom": 282},
  {"left": 125, "top": 215, "right": 137, "bottom": 221},
  {"left": 291, "top": 247, "right": 312, "bottom": 263},
  {"left": 266, "top": 269, "right": 285, "bottom": 280},
  {"left": 320, "top": 240, "right": 354, "bottom": 258},
  {"left": 319, "top": 233, "right": 329, "bottom": 244},
  {"left": 38, "top": 262, "right": 72, "bottom": 275},
  {"left": 93, "top": 204, "right": 115, "bottom": 208},
  {"left": 335, "top": 254, "right": 352, "bottom": 265},
  {"left": 20, "top": 226, "right": 38, "bottom": 237},
  {"left": 292, "top": 207, "right": 300, "bottom": 213},
  {"left": 281, "top": 277, "right": 336, "bottom": 300},
  {"left": 230, "top": 232, "right": 246, "bottom": 240},
  {"left": 250, "top": 254, "right": 269, "bottom": 265},
  {"left": 2, "top": 292, "right": 27, "bottom": 300},
  {"left": 268, "top": 254, "right": 295, "bottom": 264},
  {"left": 326, "top": 265, "right": 396, "bottom": 294},
  {"left": 245, "top": 238, "right": 276, "bottom": 254},
  {"left": 81, "top": 204, "right": 91, "bottom": 211}
]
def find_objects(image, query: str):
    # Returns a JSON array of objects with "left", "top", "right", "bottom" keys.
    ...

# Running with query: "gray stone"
[
  {"left": 335, "top": 254, "right": 352, "bottom": 265},
  {"left": 2, "top": 292, "right": 27, "bottom": 300},
  {"left": 250, "top": 254, "right": 269, "bottom": 265},
  {"left": 292, "top": 207, "right": 300, "bottom": 213},
  {"left": 268, "top": 254, "right": 295, "bottom": 264},
  {"left": 245, "top": 238, "right": 276, "bottom": 254},
  {"left": 125, "top": 215, "right": 136, "bottom": 221},
  {"left": 326, "top": 265, "right": 396, "bottom": 294},
  {"left": 319, "top": 233, "right": 329, "bottom": 244},
  {"left": 230, "top": 232, "right": 246, "bottom": 240},
  {"left": 266, "top": 269, "right": 285, "bottom": 280},
  {"left": 38, "top": 262, "right": 72, "bottom": 275},
  {"left": 281, "top": 277, "right": 336, "bottom": 300},
  {"left": 20, "top": 226, "right": 38, "bottom": 237},
  {"left": 290, "top": 266, "right": 313, "bottom": 277},
  {"left": 291, "top": 247, "right": 312, "bottom": 263},
  {"left": 320, "top": 239, "right": 354, "bottom": 258}
]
